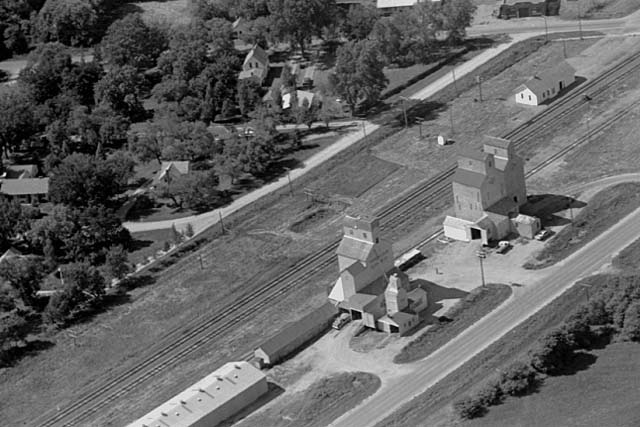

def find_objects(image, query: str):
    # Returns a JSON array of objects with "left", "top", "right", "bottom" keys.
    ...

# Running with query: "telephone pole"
[{"left": 476, "top": 248, "right": 487, "bottom": 288}]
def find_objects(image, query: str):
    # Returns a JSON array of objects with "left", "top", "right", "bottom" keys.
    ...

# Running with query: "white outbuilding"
[{"left": 515, "top": 61, "right": 576, "bottom": 106}]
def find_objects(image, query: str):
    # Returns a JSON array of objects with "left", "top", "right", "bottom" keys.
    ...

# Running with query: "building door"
[
  {"left": 351, "top": 310, "right": 362, "bottom": 320},
  {"left": 471, "top": 228, "right": 482, "bottom": 240},
  {"left": 559, "top": 81, "right": 564, "bottom": 91},
  {"left": 390, "top": 325, "right": 399, "bottom": 333}
]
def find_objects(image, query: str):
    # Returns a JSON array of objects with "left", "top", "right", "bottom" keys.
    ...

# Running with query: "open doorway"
[
  {"left": 471, "top": 228, "right": 482, "bottom": 240},
  {"left": 351, "top": 310, "right": 362, "bottom": 320}
]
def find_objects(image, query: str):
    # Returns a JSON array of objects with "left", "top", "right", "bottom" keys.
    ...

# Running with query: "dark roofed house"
[
  {"left": 239, "top": 45, "right": 270, "bottom": 85},
  {"left": 0, "top": 178, "right": 49, "bottom": 205},
  {"left": 2, "top": 164, "right": 38, "bottom": 179},
  {"left": 254, "top": 302, "right": 338, "bottom": 367}
]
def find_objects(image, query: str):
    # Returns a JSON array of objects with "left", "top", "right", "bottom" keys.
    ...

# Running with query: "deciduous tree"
[
  {"left": 36, "top": 0, "right": 100, "bottom": 46},
  {"left": 0, "top": 257, "right": 45, "bottom": 308}
]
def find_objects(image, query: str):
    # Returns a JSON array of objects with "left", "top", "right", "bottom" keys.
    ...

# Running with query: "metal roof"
[
  {"left": 127, "top": 361, "right": 266, "bottom": 427},
  {"left": 0, "top": 178, "right": 49, "bottom": 195},
  {"left": 256, "top": 302, "right": 338, "bottom": 356},
  {"left": 452, "top": 168, "right": 485, "bottom": 189},
  {"left": 243, "top": 45, "right": 269, "bottom": 69},
  {"left": 348, "top": 293, "right": 379, "bottom": 311},
  {"left": 518, "top": 61, "right": 575, "bottom": 97}
]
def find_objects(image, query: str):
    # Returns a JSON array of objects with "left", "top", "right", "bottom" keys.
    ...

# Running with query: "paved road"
[{"left": 331, "top": 205, "right": 640, "bottom": 427}]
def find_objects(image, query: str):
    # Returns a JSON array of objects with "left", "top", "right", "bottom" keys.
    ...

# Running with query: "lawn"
[
  {"left": 237, "top": 372, "right": 381, "bottom": 427},
  {"left": 318, "top": 154, "right": 400, "bottom": 197},
  {"left": 129, "top": 228, "right": 176, "bottom": 265},
  {"left": 394, "top": 284, "right": 512, "bottom": 364},
  {"left": 524, "top": 182, "right": 640, "bottom": 269},
  {"left": 612, "top": 236, "right": 640, "bottom": 271},
  {"left": 462, "top": 342, "right": 640, "bottom": 427}
]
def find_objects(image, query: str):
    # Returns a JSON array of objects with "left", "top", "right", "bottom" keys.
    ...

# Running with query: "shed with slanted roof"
[{"left": 515, "top": 61, "right": 575, "bottom": 106}]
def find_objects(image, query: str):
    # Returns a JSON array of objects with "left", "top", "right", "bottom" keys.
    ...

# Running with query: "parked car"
[
  {"left": 332, "top": 312, "right": 351, "bottom": 330},
  {"left": 496, "top": 240, "right": 511, "bottom": 254},
  {"left": 534, "top": 229, "right": 551, "bottom": 241}
]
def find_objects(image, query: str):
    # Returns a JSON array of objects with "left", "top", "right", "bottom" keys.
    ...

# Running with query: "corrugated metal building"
[
  {"left": 254, "top": 302, "right": 338, "bottom": 367},
  {"left": 127, "top": 361, "right": 268, "bottom": 427}
]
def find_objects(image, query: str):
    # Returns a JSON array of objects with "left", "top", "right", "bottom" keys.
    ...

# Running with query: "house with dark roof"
[
  {"left": 239, "top": 45, "right": 270, "bottom": 85},
  {"left": 2, "top": 164, "right": 38, "bottom": 179},
  {"left": 443, "top": 136, "right": 539, "bottom": 244},
  {"left": 253, "top": 302, "right": 338, "bottom": 367},
  {"left": 0, "top": 178, "right": 49, "bottom": 205},
  {"left": 498, "top": 0, "right": 560, "bottom": 19},
  {"left": 515, "top": 61, "right": 575, "bottom": 106}
]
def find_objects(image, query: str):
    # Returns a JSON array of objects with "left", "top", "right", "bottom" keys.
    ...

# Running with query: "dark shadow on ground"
[
  {"left": 118, "top": 274, "right": 156, "bottom": 291},
  {"left": 556, "top": 351, "right": 598, "bottom": 376},
  {"left": 1, "top": 339, "right": 55, "bottom": 368},
  {"left": 521, "top": 194, "right": 587, "bottom": 227},
  {"left": 219, "top": 382, "right": 286, "bottom": 426},
  {"left": 539, "top": 76, "right": 588, "bottom": 106}
]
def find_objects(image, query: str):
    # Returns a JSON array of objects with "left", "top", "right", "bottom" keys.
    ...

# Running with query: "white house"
[{"left": 515, "top": 61, "right": 576, "bottom": 106}]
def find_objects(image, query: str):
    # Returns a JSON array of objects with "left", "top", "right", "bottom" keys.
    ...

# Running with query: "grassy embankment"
[
  {"left": 394, "top": 284, "right": 512, "bottom": 364},
  {"left": 524, "top": 182, "right": 640, "bottom": 269}
]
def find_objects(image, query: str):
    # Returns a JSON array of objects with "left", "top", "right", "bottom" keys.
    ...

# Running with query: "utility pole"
[
  {"left": 219, "top": 211, "right": 225, "bottom": 235},
  {"left": 361, "top": 120, "right": 367, "bottom": 139},
  {"left": 452, "top": 68, "right": 459, "bottom": 96},
  {"left": 449, "top": 105, "right": 455, "bottom": 137},
  {"left": 287, "top": 171, "right": 293, "bottom": 196},
  {"left": 199, "top": 254, "right": 204, "bottom": 270},
  {"left": 476, "top": 75, "right": 483, "bottom": 102},
  {"left": 563, "top": 39, "right": 567, "bottom": 58},
  {"left": 578, "top": 1, "right": 584, "bottom": 40},
  {"left": 542, "top": 16, "right": 549, "bottom": 43},
  {"left": 399, "top": 96, "right": 409, "bottom": 129},
  {"left": 476, "top": 248, "right": 487, "bottom": 288}
]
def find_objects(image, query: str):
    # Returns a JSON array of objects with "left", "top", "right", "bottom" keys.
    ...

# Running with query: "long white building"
[{"left": 127, "top": 361, "right": 268, "bottom": 427}]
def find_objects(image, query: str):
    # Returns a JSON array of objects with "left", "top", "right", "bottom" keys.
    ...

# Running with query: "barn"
[
  {"left": 126, "top": 361, "right": 268, "bottom": 427},
  {"left": 254, "top": 302, "right": 338, "bottom": 367},
  {"left": 515, "top": 61, "right": 576, "bottom": 106}
]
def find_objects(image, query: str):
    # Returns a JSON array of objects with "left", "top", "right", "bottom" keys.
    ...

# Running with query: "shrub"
[
  {"left": 453, "top": 395, "right": 486, "bottom": 419},
  {"left": 622, "top": 300, "right": 640, "bottom": 341},
  {"left": 184, "top": 223, "right": 194, "bottom": 238},
  {"left": 499, "top": 361, "right": 538, "bottom": 396},
  {"left": 529, "top": 328, "right": 577, "bottom": 374},
  {"left": 476, "top": 378, "right": 503, "bottom": 406}
]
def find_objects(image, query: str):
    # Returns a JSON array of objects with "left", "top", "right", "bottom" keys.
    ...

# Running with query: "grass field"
[
  {"left": 524, "top": 182, "right": 640, "bottom": 269},
  {"left": 463, "top": 342, "right": 640, "bottom": 427},
  {"left": 394, "top": 284, "right": 512, "bottom": 364},
  {"left": 375, "top": 278, "right": 596, "bottom": 427},
  {"left": 237, "top": 372, "right": 381, "bottom": 427},
  {"left": 560, "top": 0, "right": 640, "bottom": 19},
  {"left": 612, "top": 236, "right": 640, "bottom": 271},
  {"left": 3, "top": 35, "right": 636, "bottom": 426}
]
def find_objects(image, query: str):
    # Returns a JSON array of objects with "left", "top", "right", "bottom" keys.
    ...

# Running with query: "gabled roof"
[
  {"left": 256, "top": 302, "right": 338, "bottom": 356},
  {"left": 243, "top": 45, "right": 269, "bottom": 69},
  {"left": 337, "top": 237, "right": 374, "bottom": 263},
  {"left": 378, "top": 311, "right": 417, "bottom": 326},
  {"left": 154, "top": 161, "right": 190, "bottom": 184},
  {"left": 239, "top": 67, "right": 266, "bottom": 81},
  {"left": 0, "top": 247, "right": 22, "bottom": 264},
  {"left": 4, "top": 164, "right": 38, "bottom": 179},
  {"left": 377, "top": 0, "right": 418, "bottom": 8},
  {"left": 518, "top": 61, "right": 576, "bottom": 97},
  {"left": 348, "top": 293, "right": 379, "bottom": 311},
  {"left": 452, "top": 168, "right": 485, "bottom": 189},
  {"left": 127, "top": 361, "right": 266, "bottom": 427},
  {"left": 0, "top": 178, "right": 49, "bottom": 196}
]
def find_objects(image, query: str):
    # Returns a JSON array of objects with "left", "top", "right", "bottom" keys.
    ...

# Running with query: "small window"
[
  {"left": 349, "top": 229, "right": 354, "bottom": 235},
  {"left": 363, "top": 232, "right": 368, "bottom": 239},
  {"left": 520, "top": 93, "right": 523, "bottom": 99},
  {"left": 528, "top": 95, "right": 531, "bottom": 101}
]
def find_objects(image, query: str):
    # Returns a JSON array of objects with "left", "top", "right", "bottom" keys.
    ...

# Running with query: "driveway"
[{"left": 330, "top": 204, "right": 640, "bottom": 427}]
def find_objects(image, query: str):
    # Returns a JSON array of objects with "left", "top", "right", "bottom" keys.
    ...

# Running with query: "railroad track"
[{"left": 33, "top": 50, "right": 640, "bottom": 427}]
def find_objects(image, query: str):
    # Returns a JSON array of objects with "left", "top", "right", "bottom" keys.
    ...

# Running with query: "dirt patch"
[
  {"left": 394, "top": 284, "right": 512, "bottom": 364},
  {"left": 525, "top": 182, "right": 640, "bottom": 269},
  {"left": 237, "top": 372, "right": 381, "bottom": 427}
]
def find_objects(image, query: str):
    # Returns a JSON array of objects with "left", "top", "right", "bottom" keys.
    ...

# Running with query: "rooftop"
[
  {"left": 452, "top": 168, "right": 485, "bottom": 189},
  {"left": 127, "top": 361, "right": 265, "bottom": 427},
  {"left": 243, "top": 45, "right": 269, "bottom": 68},
  {"left": 0, "top": 178, "right": 49, "bottom": 196},
  {"left": 519, "top": 61, "right": 576, "bottom": 96}
]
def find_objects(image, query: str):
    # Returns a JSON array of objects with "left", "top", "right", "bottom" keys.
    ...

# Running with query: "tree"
[
  {"left": 44, "top": 262, "right": 106, "bottom": 325},
  {"left": 370, "top": 16, "right": 406, "bottom": 66},
  {"left": 160, "top": 170, "right": 225, "bottom": 211},
  {"left": 267, "top": 0, "right": 336, "bottom": 57},
  {"left": 453, "top": 395, "right": 485, "bottom": 420},
  {"left": 101, "top": 14, "right": 168, "bottom": 71},
  {"left": 0, "top": 85, "right": 36, "bottom": 156},
  {"left": 0, "top": 196, "right": 24, "bottom": 249},
  {"left": 341, "top": 4, "right": 379, "bottom": 41},
  {"left": 67, "top": 105, "right": 129, "bottom": 154},
  {"left": 36, "top": 0, "right": 100, "bottom": 46},
  {"left": 622, "top": 300, "right": 640, "bottom": 342},
  {"left": 0, "top": 257, "right": 45, "bottom": 308},
  {"left": 498, "top": 361, "right": 538, "bottom": 396},
  {"left": 48, "top": 153, "right": 128, "bottom": 206},
  {"left": 237, "top": 79, "right": 262, "bottom": 117},
  {"left": 94, "top": 65, "right": 146, "bottom": 121},
  {"left": 217, "top": 133, "right": 277, "bottom": 180},
  {"left": 19, "top": 43, "right": 73, "bottom": 103},
  {"left": 105, "top": 245, "right": 131, "bottom": 281},
  {"left": 441, "top": 0, "right": 476, "bottom": 44},
  {"left": 0, "top": 309, "right": 33, "bottom": 365},
  {"left": 61, "top": 61, "right": 103, "bottom": 106},
  {"left": 188, "top": 0, "right": 230, "bottom": 20},
  {"left": 529, "top": 328, "right": 577, "bottom": 374},
  {"left": 331, "top": 39, "right": 388, "bottom": 113}
]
